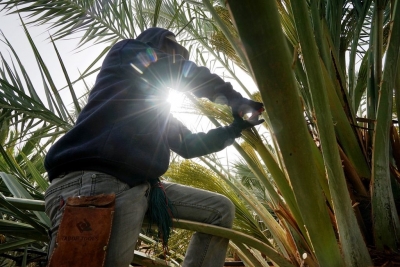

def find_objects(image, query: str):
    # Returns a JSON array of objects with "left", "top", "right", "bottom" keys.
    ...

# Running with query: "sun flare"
[{"left": 166, "top": 89, "right": 187, "bottom": 112}]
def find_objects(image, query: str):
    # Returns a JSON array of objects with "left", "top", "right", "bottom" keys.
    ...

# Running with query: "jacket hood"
[
  {"left": 136, "top": 27, "right": 175, "bottom": 49},
  {"left": 136, "top": 27, "right": 189, "bottom": 59}
]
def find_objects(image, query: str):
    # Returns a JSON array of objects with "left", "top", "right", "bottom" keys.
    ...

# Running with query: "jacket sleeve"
[
  {"left": 142, "top": 52, "right": 243, "bottom": 105},
  {"left": 167, "top": 115, "right": 237, "bottom": 159}
]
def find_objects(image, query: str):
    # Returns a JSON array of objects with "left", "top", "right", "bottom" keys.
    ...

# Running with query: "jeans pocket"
[
  {"left": 44, "top": 173, "right": 82, "bottom": 199},
  {"left": 89, "top": 172, "right": 130, "bottom": 196},
  {"left": 45, "top": 174, "right": 83, "bottom": 222}
]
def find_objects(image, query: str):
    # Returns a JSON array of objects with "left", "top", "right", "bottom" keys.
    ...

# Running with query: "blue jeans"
[{"left": 45, "top": 171, "right": 235, "bottom": 267}]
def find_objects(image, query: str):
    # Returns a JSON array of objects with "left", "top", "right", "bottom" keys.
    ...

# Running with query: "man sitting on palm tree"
[{"left": 44, "top": 27, "right": 264, "bottom": 267}]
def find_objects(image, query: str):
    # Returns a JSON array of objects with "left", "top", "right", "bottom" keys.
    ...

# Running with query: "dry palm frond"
[
  {"left": 149, "top": 228, "right": 192, "bottom": 262},
  {"left": 193, "top": 98, "right": 233, "bottom": 124},
  {"left": 165, "top": 160, "right": 235, "bottom": 196}
]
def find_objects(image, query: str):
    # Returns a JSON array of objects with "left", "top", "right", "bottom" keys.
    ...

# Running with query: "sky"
[{"left": 0, "top": 9, "right": 104, "bottom": 106}]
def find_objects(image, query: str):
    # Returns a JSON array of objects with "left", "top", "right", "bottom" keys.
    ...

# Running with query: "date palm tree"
[{"left": 1, "top": 0, "right": 400, "bottom": 266}]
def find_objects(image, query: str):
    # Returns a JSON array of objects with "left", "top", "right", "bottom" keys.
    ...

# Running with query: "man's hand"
[
  {"left": 231, "top": 98, "right": 264, "bottom": 120},
  {"left": 229, "top": 116, "right": 265, "bottom": 138}
]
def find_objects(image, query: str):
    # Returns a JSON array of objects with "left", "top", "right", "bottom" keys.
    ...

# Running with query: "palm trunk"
[{"left": 225, "top": 1, "right": 344, "bottom": 266}]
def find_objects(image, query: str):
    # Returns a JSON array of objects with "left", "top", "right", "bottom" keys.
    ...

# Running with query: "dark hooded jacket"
[{"left": 44, "top": 28, "right": 245, "bottom": 187}]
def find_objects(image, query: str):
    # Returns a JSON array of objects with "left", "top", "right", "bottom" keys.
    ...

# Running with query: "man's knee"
[{"left": 216, "top": 195, "right": 235, "bottom": 228}]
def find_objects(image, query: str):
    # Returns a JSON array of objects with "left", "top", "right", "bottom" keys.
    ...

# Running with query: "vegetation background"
[{"left": 1, "top": 0, "right": 400, "bottom": 266}]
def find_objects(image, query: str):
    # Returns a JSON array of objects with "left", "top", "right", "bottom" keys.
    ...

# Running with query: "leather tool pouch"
[{"left": 48, "top": 194, "right": 116, "bottom": 267}]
